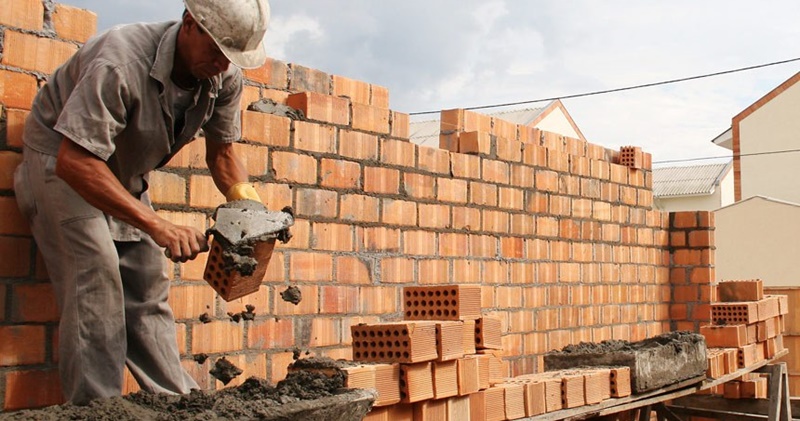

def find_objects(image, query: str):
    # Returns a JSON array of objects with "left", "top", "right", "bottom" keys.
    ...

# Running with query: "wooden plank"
[
  {"left": 673, "top": 395, "right": 800, "bottom": 416},
  {"left": 668, "top": 405, "right": 767, "bottom": 420},
  {"left": 517, "top": 350, "right": 789, "bottom": 421}
]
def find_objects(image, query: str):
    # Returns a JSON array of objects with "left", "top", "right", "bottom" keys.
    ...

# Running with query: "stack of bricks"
[
  {"left": 355, "top": 284, "right": 515, "bottom": 421},
  {"left": 356, "top": 285, "right": 634, "bottom": 421},
  {"left": 697, "top": 279, "right": 787, "bottom": 398}
]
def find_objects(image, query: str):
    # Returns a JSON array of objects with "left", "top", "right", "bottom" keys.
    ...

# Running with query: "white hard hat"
[{"left": 184, "top": 0, "right": 269, "bottom": 69}]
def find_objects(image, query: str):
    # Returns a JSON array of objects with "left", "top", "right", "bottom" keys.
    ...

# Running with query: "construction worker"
[{"left": 13, "top": 0, "right": 269, "bottom": 404}]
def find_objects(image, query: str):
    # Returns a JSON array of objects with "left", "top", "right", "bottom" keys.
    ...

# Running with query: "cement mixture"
[{"left": 0, "top": 368, "right": 369, "bottom": 421}]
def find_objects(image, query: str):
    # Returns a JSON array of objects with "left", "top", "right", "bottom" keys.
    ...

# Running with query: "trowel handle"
[{"left": 164, "top": 242, "right": 211, "bottom": 260}]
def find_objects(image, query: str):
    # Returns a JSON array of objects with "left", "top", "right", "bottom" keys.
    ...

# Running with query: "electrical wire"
[
  {"left": 654, "top": 147, "right": 800, "bottom": 165},
  {"left": 409, "top": 57, "right": 800, "bottom": 116}
]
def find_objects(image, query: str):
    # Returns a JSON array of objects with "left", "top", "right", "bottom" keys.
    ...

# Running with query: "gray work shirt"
[{"left": 23, "top": 21, "right": 243, "bottom": 241}]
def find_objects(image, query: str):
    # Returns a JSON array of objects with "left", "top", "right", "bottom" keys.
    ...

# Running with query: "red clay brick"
[
  {"left": 311, "top": 222, "right": 354, "bottom": 252},
  {"left": 437, "top": 177, "right": 468, "bottom": 203},
  {"left": 5, "top": 108, "right": 28, "bottom": 148},
  {"left": 353, "top": 103, "right": 390, "bottom": 135},
  {"left": 381, "top": 258, "right": 414, "bottom": 284},
  {"left": 0, "top": 325, "right": 46, "bottom": 366},
  {"left": 391, "top": 111, "right": 410, "bottom": 139},
  {"left": 403, "top": 230, "right": 436, "bottom": 256},
  {"left": 242, "top": 111, "right": 291, "bottom": 146},
  {"left": 360, "top": 286, "right": 399, "bottom": 314},
  {"left": 332, "top": 74, "right": 370, "bottom": 104},
  {"left": 371, "top": 84, "right": 389, "bottom": 108},
  {"left": 244, "top": 58, "right": 289, "bottom": 88},
  {"left": 320, "top": 158, "right": 361, "bottom": 189},
  {"left": 1, "top": 31, "right": 78, "bottom": 74},
  {"left": 0, "top": 0, "right": 44, "bottom": 30},
  {"left": 320, "top": 285, "right": 360, "bottom": 314},
  {"left": 295, "top": 188, "right": 338, "bottom": 218},
  {"left": 357, "top": 227, "right": 400, "bottom": 252},
  {"left": 364, "top": 167, "right": 400, "bottom": 194},
  {"left": 470, "top": 181, "right": 498, "bottom": 206},
  {"left": 0, "top": 236, "right": 30, "bottom": 277},
  {"left": 271, "top": 151, "right": 318, "bottom": 184},
  {"left": 240, "top": 85, "right": 261, "bottom": 111},
  {"left": 10, "top": 283, "right": 58, "bottom": 323},
  {"left": 148, "top": 171, "right": 186, "bottom": 205},
  {"left": 450, "top": 153, "right": 481, "bottom": 179},
  {"left": 190, "top": 322, "right": 243, "bottom": 354},
  {"left": 289, "top": 252, "right": 333, "bottom": 282},
  {"left": 381, "top": 139, "right": 416, "bottom": 167},
  {"left": 286, "top": 91, "right": 348, "bottom": 125},
  {"left": 0, "top": 70, "right": 38, "bottom": 110},
  {"left": 51, "top": 3, "right": 96, "bottom": 42},
  {"left": 334, "top": 256, "right": 372, "bottom": 284},
  {"left": 339, "top": 194, "right": 380, "bottom": 223},
  {"left": 417, "top": 146, "right": 450, "bottom": 174},
  {"left": 381, "top": 199, "right": 416, "bottom": 226},
  {"left": 187, "top": 175, "right": 223, "bottom": 208},
  {"left": 418, "top": 203, "right": 450, "bottom": 229},
  {"left": 482, "top": 159, "right": 510, "bottom": 185},
  {"left": 460, "top": 131, "right": 491, "bottom": 155},
  {"left": 403, "top": 173, "right": 435, "bottom": 199},
  {"left": 432, "top": 360, "right": 459, "bottom": 399},
  {"left": 294, "top": 121, "right": 336, "bottom": 153},
  {"left": 0, "top": 196, "right": 29, "bottom": 236},
  {"left": 4, "top": 369, "right": 64, "bottom": 410},
  {"left": 288, "top": 64, "right": 330, "bottom": 94},
  {"left": 274, "top": 284, "right": 319, "bottom": 316},
  {"left": 339, "top": 129, "right": 379, "bottom": 161},
  {"left": 167, "top": 285, "right": 215, "bottom": 321}
]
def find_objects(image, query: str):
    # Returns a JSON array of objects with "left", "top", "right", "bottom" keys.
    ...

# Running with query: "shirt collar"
[{"left": 150, "top": 21, "right": 220, "bottom": 93}]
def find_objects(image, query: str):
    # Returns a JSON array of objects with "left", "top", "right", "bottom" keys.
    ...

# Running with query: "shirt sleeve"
[
  {"left": 202, "top": 68, "right": 243, "bottom": 144},
  {"left": 53, "top": 59, "right": 130, "bottom": 161}
]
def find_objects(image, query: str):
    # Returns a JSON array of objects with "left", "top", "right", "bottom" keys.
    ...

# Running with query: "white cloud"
[{"left": 265, "top": 14, "right": 324, "bottom": 61}]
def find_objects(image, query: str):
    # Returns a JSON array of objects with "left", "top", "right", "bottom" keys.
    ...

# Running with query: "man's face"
[{"left": 181, "top": 15, "right": 231, "bottom": 79}]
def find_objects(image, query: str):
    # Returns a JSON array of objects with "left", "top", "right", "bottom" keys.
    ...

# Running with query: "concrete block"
[
  {"left": 432, "top": 360, "right": 458, "bottom": 399},
  {"left": 399, "top": 362, "right": 433, "bottom": 403},
  {"left": 351, "top": 321, "right": 438, "bottom": 363},
  {"left": 717, "top": 279, "right": 763, "bottom": 302},
  {"left": 543, "top": 331, "right": 707, "bottom": 393},
  {"left": 403, "top": 284, "right": 482, "bottom": 321}
]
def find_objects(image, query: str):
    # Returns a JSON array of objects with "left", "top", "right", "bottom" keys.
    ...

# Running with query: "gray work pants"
[{"left": 14, "top": 147, "right": 198, "bottom": 404}]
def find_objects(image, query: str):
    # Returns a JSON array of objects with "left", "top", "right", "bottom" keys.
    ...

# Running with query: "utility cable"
[
  {"left": 654, "top": 147, "right": 800, "bottom": 165},
  {"left": 409, "top": 57, "right": 800, "bottom": 116}
]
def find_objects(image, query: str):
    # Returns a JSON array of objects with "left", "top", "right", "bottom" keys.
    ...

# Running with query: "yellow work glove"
[{"left": 225, "top": 182, "right": 262, "bottom": 202}]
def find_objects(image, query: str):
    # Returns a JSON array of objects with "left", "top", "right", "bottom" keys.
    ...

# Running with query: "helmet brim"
[{"left": 217, "top": 41, "right": 267, "bottom": 69}]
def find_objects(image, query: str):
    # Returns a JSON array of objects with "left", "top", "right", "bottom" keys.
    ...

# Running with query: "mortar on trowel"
[{"left": 204, "top": 200, "right": 294, "bottom": 301}]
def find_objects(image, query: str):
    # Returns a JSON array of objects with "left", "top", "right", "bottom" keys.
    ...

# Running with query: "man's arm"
[
  {"left": 56, "top": 138, "right": 207, "bottom": 262},
  {"left": 205, "top": 139, "right": 253, "bottom": 199}
]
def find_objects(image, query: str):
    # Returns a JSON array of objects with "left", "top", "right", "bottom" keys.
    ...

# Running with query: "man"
[{"left": 13, "top": 0, "right": 270, "bottom": 404}]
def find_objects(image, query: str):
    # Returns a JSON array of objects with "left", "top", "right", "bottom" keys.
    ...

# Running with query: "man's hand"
[
  {"left": 150, "top": 219, "right": 209, "bottom": 263},
  {"left": 56, "top": 138, "right": 209, "bottom": 262}
]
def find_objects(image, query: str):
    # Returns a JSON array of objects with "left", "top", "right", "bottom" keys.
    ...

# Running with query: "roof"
[
  {"left": 409, "top": 106, "right": 548, "bottom": 148},
  {"left": 710, "top": 127, "right": 733, "bottom": 150},
  {"left": 653, "top": 162, "right": 732, "bottom": 197}
]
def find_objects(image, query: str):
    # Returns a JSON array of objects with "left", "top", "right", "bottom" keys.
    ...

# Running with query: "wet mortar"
[
  {"left": 0, "top": 357, "right": 370, "bottom": 421},
  {"left": 280, "top": 286, "right": 302, "bottom": 305}
]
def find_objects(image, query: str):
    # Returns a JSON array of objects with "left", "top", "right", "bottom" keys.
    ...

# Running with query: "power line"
[
  {"left": 653, "top": 147, "right": 800, "bottom": 165},
  {"left": 409, "top": 57, "right": 800, "bottom": 116}
]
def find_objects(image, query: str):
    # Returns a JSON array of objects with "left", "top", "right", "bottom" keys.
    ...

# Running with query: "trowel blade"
[{"left": 209, "top": 205, "right": 294, "bottom": 246}]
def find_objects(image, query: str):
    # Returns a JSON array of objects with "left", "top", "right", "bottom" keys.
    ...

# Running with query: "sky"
[{"left": 63, "top": 0, "right": 800, "bottom": 166}]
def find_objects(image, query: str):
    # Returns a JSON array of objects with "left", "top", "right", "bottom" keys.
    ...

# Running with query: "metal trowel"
[{"left": 203, "top": 200, "right": 294, "bottom": 301}]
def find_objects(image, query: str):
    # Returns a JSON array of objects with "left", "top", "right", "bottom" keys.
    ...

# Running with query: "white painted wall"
[
  {"left": 536, "top": 109, "right": 581, "bottom": 139},
  {"left": 715, "top": 196, "right": 800, "bottom": 287},
  {"left": 738, "top": 81, "right": 800, "bottom": 203},
  {"left": 654, "top": 168, "right": 734, "bottom": 212}
]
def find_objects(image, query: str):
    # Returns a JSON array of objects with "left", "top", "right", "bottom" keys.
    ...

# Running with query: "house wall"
[
  {"left": 654, "top": 192, "right": 721, "bottom": 213},
  {"left": 0, "top": 0, "right": 715, "bottom": 411},
  {"left": 534, "top": 109, "right": 581, "bottom": 140},
  {"left": 715, "top": 197, "right": 800, "bottom": 287},
  {"left": 737, "top": 77, "right": 800, "bottom": 203}
]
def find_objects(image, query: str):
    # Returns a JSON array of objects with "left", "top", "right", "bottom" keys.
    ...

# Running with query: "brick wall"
[{"left": 0, "top": 0, "right": 716, "bottom": 411}]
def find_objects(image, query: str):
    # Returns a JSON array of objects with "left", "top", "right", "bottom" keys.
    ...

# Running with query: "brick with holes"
[
  {"left": 403, "top": 284, "right": 482, "bottom": 321},
  {"left": 351, "top": 321, "right": 438, "bottom": 364},
  {"left": 475, "top": 316, "right": 503, "bottom": 350},
  {"left": 399, "top": 362, "right": 434, "bottom": 403}
]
